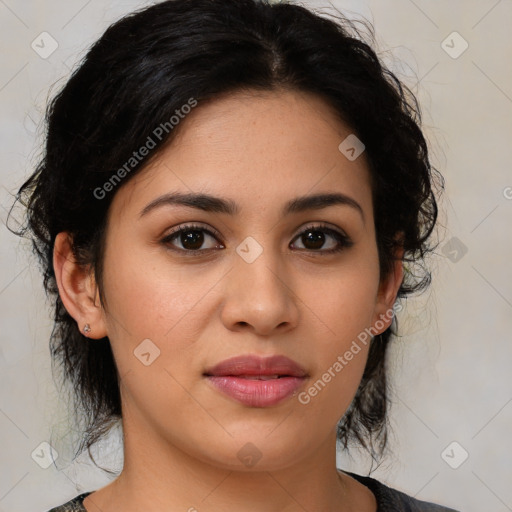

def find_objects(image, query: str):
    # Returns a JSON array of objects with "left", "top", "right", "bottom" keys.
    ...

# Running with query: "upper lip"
[{"left": 203, "top": 354, "right": 308, "bottom": 377}]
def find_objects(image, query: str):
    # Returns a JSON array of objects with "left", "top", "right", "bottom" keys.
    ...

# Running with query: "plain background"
[{"left": 0, "top": 1, "right": 511, "bottom": 511}]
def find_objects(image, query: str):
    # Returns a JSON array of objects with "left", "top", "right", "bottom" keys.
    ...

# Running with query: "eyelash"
[{"left": 160, "top": 222, "right": 353, "bottom": 256}]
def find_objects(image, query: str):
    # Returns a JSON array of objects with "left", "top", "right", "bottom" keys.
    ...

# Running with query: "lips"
[
  {"left": 203, "top": 354, "right": 308, "bottom": 378},
  {"left": 203, "top": 354, "right": 308, "bottom": 407}
]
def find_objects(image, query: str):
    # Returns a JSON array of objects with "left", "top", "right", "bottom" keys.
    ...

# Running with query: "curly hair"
[{"left": 10, "top": 0, "right": 443, "bottom": 471}]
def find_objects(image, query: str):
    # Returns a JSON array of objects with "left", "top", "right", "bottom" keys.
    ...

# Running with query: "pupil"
[
  {"left": 182, "top": 230, "right": 204, "bottom": 250},
  {"left": 303, "top": 230, "right": 324, "bottom": 250}
]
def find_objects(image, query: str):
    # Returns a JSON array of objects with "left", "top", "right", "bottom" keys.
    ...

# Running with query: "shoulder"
[
  {"left": 344, "top": 471, "right": 460, "bottom": 512},
  {"left": 45, "top": 492, "right": 92, "bottom": 512}
]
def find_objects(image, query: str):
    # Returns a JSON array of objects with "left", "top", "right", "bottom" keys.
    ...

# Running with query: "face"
[{"left": 94, "top": 89, "right": 399, "bottom": 472}]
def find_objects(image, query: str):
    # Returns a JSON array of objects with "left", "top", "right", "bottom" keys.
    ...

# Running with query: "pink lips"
[{"left": 203, "top": 354, "right": 308, "bottom": 407}]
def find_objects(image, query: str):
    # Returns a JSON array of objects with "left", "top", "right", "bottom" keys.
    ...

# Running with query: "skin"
[{"left": 54, "top": 88, "right": 403, "bottom": 512}]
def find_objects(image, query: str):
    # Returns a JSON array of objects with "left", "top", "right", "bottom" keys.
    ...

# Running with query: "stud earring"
[{"left": 83, "top": 324, "right": 91, "bottom": 336}]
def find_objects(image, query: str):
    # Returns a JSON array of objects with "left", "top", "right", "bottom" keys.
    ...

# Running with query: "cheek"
[
  {"left": 100, "top": 248, "right": 210, "bottom": 421},
  {"left": 99, "top": 240, "right": 226, "bottom": 392},
  {"left": 297, "top": 258, "right": 379, "bottom": 407},
  {"left": 297, "top": 299, "right": 372, "bottom": 423},
  {"left": 301, "top": 259, "right": 380, "bottom": 343},
  {"left": 101, "top": 241, "right": 206, "bottom": 337},
  {"left": 299, "top": 347, "right": 369, "bottom": 412}
]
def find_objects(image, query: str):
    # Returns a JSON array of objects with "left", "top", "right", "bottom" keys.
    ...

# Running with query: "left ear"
[{"left": 371, "top": 241, "right": 404, "bottom": 334}]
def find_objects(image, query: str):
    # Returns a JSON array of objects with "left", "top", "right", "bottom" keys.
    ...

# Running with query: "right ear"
[{"left": 53, "top": 232, "right": 107, "bottom": 339}]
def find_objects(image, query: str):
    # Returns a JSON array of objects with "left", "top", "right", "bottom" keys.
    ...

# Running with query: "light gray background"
[{"left": 1, "top": 1, "right": 511, "bottom": 511}]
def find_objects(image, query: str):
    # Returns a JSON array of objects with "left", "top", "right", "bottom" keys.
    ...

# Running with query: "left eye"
[
  {"left": 161, "top": 223, "right": 352, "bottom": 254},
  {"left": 290, "top": 225, "right": 353, "bottom": 254}
]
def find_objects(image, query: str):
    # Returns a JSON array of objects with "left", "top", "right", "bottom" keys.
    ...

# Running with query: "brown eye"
[
  {"left": 161, "top": 224, "right": 224, "bottom": 253},
  {"left": 178, "top": 229, "right": 206, "bottom": 250},
  {"left": 299, "top": 229, "right": 327, "bottom": 250},
  {"left": 291, "top": 224, "right": 353, "bottom": 254}
]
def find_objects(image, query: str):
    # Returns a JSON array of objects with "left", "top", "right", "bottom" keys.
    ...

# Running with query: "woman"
[{"left": 13, "top": 0, "right": 458, "bottom": 510}]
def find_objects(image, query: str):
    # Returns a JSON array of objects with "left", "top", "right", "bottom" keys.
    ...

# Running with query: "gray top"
[{"left": 46, "top": 471, "right": 460, "bottom": 511}]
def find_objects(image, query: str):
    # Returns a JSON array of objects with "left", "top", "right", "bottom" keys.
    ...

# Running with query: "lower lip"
[{"left": 205, "top": 376, "right": 306, "bottom": 407}]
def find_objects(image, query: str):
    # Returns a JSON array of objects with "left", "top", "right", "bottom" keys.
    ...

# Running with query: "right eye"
[{"left": 160, "top": 223, "right": 225, "bottom": 254}]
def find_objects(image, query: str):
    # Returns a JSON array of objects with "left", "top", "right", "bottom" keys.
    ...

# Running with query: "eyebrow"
[{"left": 139, "top": 191, "right": 365, "bottom": 223}]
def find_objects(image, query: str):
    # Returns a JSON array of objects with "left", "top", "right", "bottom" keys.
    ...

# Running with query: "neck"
[{"left": 83, "top": 414, "right": 366, "bottom": 512}]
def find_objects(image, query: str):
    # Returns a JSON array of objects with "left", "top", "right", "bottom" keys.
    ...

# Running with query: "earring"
[{"left": 83, "top": 324, "right": 91, "bottom": 336}]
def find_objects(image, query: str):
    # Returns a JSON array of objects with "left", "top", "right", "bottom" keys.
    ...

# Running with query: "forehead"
[{"left": 110, "top": 88, "right": 372, "bottom": 219}]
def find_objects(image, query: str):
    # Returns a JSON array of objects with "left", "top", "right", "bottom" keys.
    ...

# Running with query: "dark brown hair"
[{"left": 10, "top": 0, "right": 443, "bottom": 472}]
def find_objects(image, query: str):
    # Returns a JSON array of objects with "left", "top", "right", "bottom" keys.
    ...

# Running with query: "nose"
[{"left": 219, "top": 245, "right": 300, "bottom": 337}]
